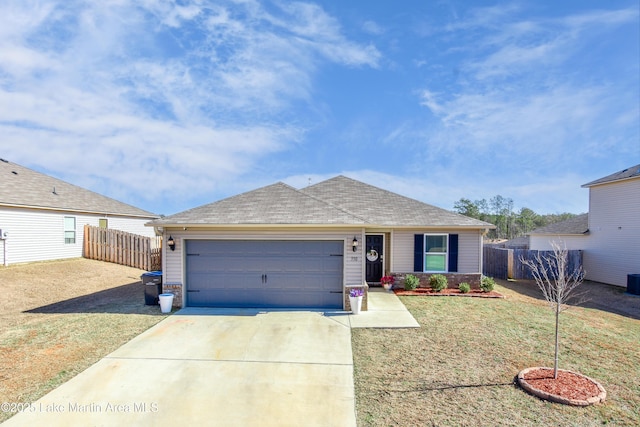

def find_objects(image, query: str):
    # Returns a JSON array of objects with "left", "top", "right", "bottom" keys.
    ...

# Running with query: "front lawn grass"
[
  {"left": 352, "top": 280, "right": 640, "bottom": 426},
  {"left": 0, "top": 259, "right": 168, "bottom": 423}
]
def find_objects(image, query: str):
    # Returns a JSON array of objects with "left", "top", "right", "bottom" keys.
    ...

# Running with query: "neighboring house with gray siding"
[
  {"left": 527, "top": 164, "right": 640, "bottom": 287},
  {"left": 0, "top": 158, "right": 158, "bottom": 266},
  {"left": 148, "top": 176, "right": 494, "bottom": 309}
]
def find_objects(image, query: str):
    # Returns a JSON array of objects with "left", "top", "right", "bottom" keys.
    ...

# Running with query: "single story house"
[
  {"left": 148, "top": 176, "right": 495, "bottom": 309},
  {"left": 0, "top": 158, "right": 159, "bottom": 266},
  {"left": 527, "top": 213, "right": 589, "bottom": 250},
  {"left": 526, "top": 164, "right": 639, "bottom": 287}
]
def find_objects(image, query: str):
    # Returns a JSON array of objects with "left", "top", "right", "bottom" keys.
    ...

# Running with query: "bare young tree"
[{"left": 520, "top": 241, "right": 585, "bottom": 379}]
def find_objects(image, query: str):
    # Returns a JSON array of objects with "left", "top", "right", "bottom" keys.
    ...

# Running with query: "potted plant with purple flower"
[
  {"left": 349, "top": 288, "right": 364, "bottom": 315},
  {"left": 381, "top": 275, "right": 394, "bottom": 291}
]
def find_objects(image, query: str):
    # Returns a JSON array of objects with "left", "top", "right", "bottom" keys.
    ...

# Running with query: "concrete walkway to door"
[
  {"left": 342, "top": 287, "right": 420, "bottom": 329},
  {"left": 2, "top": 289, "right": 417, "bottom": 427}
]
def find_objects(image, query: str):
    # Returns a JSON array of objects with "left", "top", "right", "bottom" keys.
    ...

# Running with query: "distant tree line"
[{"left": 453, "top": 196, "right": 579, "bottom": 240}]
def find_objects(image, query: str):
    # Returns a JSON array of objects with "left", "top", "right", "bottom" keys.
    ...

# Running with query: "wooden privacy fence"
[
  {"left": 483, "top": 246, "right": 512, "bottom": 279},
  {"left": 84, "top": 225, "right": 162, "bottom": 271},
  {"left": 483, "top": 246, "right": 583, "bottom": 280}
]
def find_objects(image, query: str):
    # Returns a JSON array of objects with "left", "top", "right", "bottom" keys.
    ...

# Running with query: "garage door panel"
[
  {"left": 258, "top": 288, "right": 339, "bottom": 308},
  {"left": 186, "top": 240, "right": 343, "bottom": 308},
  {"left": 189, "top": 289, "right": 270, "bottom": 308},
  {"left": 189, "top": 273, "right": 258, "bottom": 290}
]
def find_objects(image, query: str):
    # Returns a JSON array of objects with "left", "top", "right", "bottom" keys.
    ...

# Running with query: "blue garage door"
[{"left": 185, "top": 240, "right": 344, "bottom": 308}]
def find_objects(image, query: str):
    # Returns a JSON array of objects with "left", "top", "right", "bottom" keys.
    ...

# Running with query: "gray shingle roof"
[
  {"left": 153, "top": 182, "right": 367, "bottom": 225},
  {"left": 0, "top": 158, "right": 157, "bottom": 218},
  {"left": 152, "top": 175, "right": 494, "bottom": 228},
  {"left": 582, "top": 163, "right": 640, "bottom": 187},
  {"left": 302, "top": 176, "right": 494, "bottom": 227},
  {"left": 529, "top": 213, "right": 589, "bottom": 235}
]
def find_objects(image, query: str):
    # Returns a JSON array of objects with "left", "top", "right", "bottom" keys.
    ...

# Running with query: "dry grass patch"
[
  {"left": 353, "top": 280, "right": 640, "bottom": 426},
  {"left": 0, "top": 259, "right": 168, "bottom": 422}
]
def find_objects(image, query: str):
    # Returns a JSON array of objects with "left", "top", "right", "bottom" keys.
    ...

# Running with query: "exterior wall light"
[
  {"left": 167, "top": 235, "right": 176, "bottom": 251},
  {"left": 352, "top": 236, "right": 359, "bottom": 252}
]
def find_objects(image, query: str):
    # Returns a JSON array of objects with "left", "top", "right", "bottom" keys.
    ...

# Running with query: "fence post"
[{"left": 83, "top": 224, "right": 89, "bottom": 258}]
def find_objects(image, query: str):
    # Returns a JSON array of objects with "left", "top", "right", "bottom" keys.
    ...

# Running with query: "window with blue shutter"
[
  {"left": 414, "top": 234, "right": 423, "bottom": 272},
  {"left": 448, "top": 234, "right": 458, "bottom": 272},
  {"left": 414, "top": 233, "right": 459, "bottom": 272}
]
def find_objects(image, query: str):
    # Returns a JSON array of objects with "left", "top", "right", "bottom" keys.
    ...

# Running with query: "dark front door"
[{"left": 365, "top": 235, "right": 384, "bottom": 283}]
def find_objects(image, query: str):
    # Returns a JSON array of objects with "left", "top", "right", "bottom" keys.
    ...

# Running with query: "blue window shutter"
[
  {"left": 414, "top": 234, "right": 424, "bottom": 272},
  {"left": 448, "top": 234, "right": 458, "bottom": 272}
]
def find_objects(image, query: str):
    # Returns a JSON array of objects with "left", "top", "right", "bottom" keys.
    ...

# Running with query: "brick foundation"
[
  {"left": 344, "top": 283, "right": 369, "bottom": 311},
  {"left": 391, "top": 273, "right": 481, "bottom": 289},
  {"left": 162, "top": 283, "right": 183, "bottom": 308}
]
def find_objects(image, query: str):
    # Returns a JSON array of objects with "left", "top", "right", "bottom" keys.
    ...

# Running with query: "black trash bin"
[
  {"left": 627, "top": 274, "right": 640, "bottom": 295},
  {"left": 141, "top": 271, "right": 163, "bottom": 305}
]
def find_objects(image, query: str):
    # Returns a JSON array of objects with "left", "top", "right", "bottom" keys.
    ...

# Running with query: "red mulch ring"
[
  {"left": 393, "top": 288, "right": 504, "bottom": 298},
  {"left": 517, "top": 367, "right": 607, "bottom": 406}
]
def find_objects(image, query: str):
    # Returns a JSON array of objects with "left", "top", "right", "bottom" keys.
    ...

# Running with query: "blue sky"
[{"left": 1, "top": 0, "right": 638, "bottom": 216}]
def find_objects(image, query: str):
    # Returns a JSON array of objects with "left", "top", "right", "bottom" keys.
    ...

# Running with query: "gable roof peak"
[{"left": 152, "top": 179, "right": 366, "bottom": 225}]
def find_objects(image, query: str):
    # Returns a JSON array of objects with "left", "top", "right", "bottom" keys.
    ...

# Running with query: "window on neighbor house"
[
  {"left": 64, "top": 216, "right": 76, "bottom": 244},
  {"left": 424, "top": 234, "right": 448, "bottom": 272},
  {"left": 99, "top": 218, "right": 108, "bottom": 229}
]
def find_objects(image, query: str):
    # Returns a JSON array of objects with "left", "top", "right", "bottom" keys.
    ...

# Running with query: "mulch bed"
[
  {"left": 393, "top": 288, "right": 504, "bottom": 298},
  {"left": 517, "top": 367, "right": 607, "bottom": 406}
]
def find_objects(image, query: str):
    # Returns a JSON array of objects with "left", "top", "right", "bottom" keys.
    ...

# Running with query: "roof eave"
[
  {"left": 145, "top": 222, "right": 366, "bottom": 228},
  {"left": 581, "top": 174, "right": 640, "bottom": 188},
  {"left": 146, "top": 221, "right": 495, "bottom": 230},
  {"left": 1, "top": 202, "right": 159, "bottom": 219},
  {"left": 528, "top": 232, "right": 589, "bottom": 236}
]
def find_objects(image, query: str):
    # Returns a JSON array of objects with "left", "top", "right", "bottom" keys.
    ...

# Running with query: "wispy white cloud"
[
  {"left": 413, "top": 3, "right": 639, "bottom": 167},
  {"left": 444, "top": 3, "right": 523, "bottom": 32},
  {"left": 382, "top": 2, "right": 639, "bottom": 213},
  {"left": 419, "top": 85, "right": 613, "bottom": 152},
  {"left": 0, "top": 0, "right": 380, "bottom": 213},
  {"left": 467, "top": 7, "right": 639, "bottom": 80},
  {"left": 362, "top": 20, "right": 385, "bottom": 36}
]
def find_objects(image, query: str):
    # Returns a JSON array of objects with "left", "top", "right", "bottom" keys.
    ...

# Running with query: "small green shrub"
[
  {"left": 429, "top": 274, "right": 448, "bottom": 292},
  {"left": 404, "top": 274, "right": 419, "bottom": 290},
  {"left": 459, "top": 282, "right": 471, "bottom": 293},
  {"left": 480, "top": 276, "right": 496, "bottom": 292}
]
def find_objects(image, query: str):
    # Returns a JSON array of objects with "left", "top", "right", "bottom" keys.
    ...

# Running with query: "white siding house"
[
  {"left": 527, "top": 164, "right": 640, "bottom": 287},
  {"left": 149, "top": 176, "right": 494, "bottom": 309},
  {"left": 580, "top": 165, "right": 640, "bottom": 287},
  {"left": 0, "top": 159, "right": 158, "bottom": 266},
  {"left": 528, "top": 213, "right": 589, "bottom": 251}
]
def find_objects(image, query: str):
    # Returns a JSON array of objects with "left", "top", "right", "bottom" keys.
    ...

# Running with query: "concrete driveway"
[{"left": 3, "top": 309, "right": 356, "bottom": 427}]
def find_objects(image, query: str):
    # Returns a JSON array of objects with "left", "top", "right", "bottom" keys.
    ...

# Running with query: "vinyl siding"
[
  {"left": 583, "top": 178, "right": 640, "bottom": 286},
  {"left": 392, "top": 229, "right": 483, "bottom": 274},
  {"left": 529, "top": 235, "right": 588, "bottom": 251},
  {"left": 0, "top": 206, "right": 156, "bottom": 265},
  {"left": 162, "top": 228, "right": 365, "bottom": 307}
]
